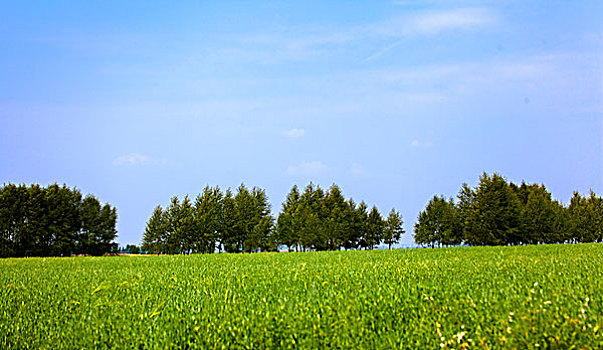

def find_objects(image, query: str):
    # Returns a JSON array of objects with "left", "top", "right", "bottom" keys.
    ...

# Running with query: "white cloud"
[
  {"left": 112, "top": 153, "right": 151, "bottom": 166},
  {"left": 367, "top": 8, "right": 496, "bottom": 39},
  {"left": 407, "top": 8, "right": 496, "bottom": 35},
  {"left": 410, "top": 140, "right": 433, "bottom": 148},
  {"left": 283, "top": 128, "right": 306, "bottom": 138},
  {"left": 350, "top": 163, "right": 366, "bottom": 176},
  {"left": 285, "top": 161, "right": 327, "bottom": 176}
]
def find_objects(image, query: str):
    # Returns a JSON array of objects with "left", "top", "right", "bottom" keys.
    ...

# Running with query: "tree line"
[
  {"left": 414, "top": 173, "right": 603, "bottom": 247},
  {"left": 141, "top": 183, "right": 404, "bottom": 254},
  {"left": 142, "top": 185, "right": 273, "bottom": 254},
  {"left": 0, "top": 183, "right": 118, "bottom": 257}
]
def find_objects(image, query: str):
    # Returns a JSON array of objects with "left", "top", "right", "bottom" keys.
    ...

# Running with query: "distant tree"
[
  {"left": 193, "top": 186, "right": 223, "bottom": 253},
  {"left": 383, "top": 209, "right": 404, "bottom": 249},
  {"left": 170, "top": 196, "right": 196, "bottom": 254},
  {"left": 24, "top": 184, "right": 47, "bottom": 256},
  {"left": 456, "top": 183, "right": 475, "bottom": 242},
  {"left": 121, "top": 244, "right": 141, "bottom": 254},
  {"left": 220, "top": 189, "right": 238, "bottom": 253},
  {"left": 0, "top": 184, "right": 26, "bottom": 257},
  {"left": 463, "top": 173, "right": 521, "bottom": 246},
  {"left": 519, "top": 184, "right": 560, "bottom": 244},
  {"left": 98, "top": 204, "right": 118, "bottom": 254},
  {"left": 310, "top": 185, "right": 328, "bottom": 250},
  {"left": 229, "top": 184, "right": 274, "bottom": 253},
  {"left": 297, "top": 183, "right": 321, "bottom": 251},
  {"left": 0, "top": 183, "right": 117, "bottom": 257},
  {"left": 343, "top": 199, "right": 361, "bottom": 250},
  {"left": 79, "top": 195, "right": 102, "bottom": 255},
  {"left": 249, "top": 187, "right": 275, "bottom": 252},
  {"left": 568, "top": 191, "right": 603, "bottom": 243},
  {"left": 356, "top": 201, "right": 370, "bottom": 250},
  {"left": 276, "top": 185, "right": 301, "bottom": 251},
  {"left": 142, "top": 205, "right": 167, "bottom": 253},
  {"left": 140, "top": 182, "right": 399, "bottom": 254},
  {"left": 365, "top": 206, "right": 384, "bottom": 250},
  {"left": 324, "top": 184, "right": 349, "bottom": 250},
  {"left": 414, "top": 196, "right": 460, "bottom": 247}
]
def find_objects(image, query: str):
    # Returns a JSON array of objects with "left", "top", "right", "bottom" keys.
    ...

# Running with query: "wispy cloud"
[
  {"left": 283, "top": 128, "right": 306, "bottom": 139},
  {"left": 112, "top": 153, "right": 165, "bottom": 166},
  {"left": 405, "top": 8, "right": 496, "bottom": 35},
  {"left": 184, "top": 8, "right": 498, "bottom": 67},
  {"left": 285, "top": 161, "right": 327, "bottom": 176},
  {"left": 350, "top": 163, "right": 367, "bottom": 176},
  {"left": 365, "top": 7, "right": 497, "bottom": 39},
  {"left": 410, "top": 140, "right": 433, "bottom": 148}
]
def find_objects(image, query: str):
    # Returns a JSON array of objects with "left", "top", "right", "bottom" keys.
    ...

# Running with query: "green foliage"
[
  {"left": 365, "top": 206, "right": 384, "bottom": 250},
  {"left": 0, "top": 183, "right": 117, "bottom": 257},
  {"left": 142, "top": 206, "right": 168, "bottom": 253},
  {"left": 276, "top": 185, "right": 300, "bottom": 251},
  {"left": 414, "top": 196, "right": 460, "bottom": 247},
  {"left": 568, "top": 191, "right": 603, "bottom": 243},
  {"left": 464, "top": 173, "right": 522, "bottom": 246},
  {"left": 416, "top": 173, "right": 600, "bottom": 247},
  {"left": 150, "top": 182, "right": 401, "bottom": 254},
  {"left": 2, "top": 245, "right": 602, "bottom": 349},
  {"left": 142, "top": 185, "right": 275, "bottom": 254},
  {"left": 276, "top": 184, "right": 398, "bottom": 251}
]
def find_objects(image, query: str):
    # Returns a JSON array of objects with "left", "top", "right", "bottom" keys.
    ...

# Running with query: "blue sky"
[{"left": 1, "top": 1, "right": 602, "bottom": 246}]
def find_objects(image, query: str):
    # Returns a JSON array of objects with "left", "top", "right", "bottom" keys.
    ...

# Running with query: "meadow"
[{"left": 1, "top": 244, "right": 602, "bottom": 349}]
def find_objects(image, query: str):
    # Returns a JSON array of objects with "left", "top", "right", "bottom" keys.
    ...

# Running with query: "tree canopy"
[
  {"left": 0, "top": 183, "right": 117, "bottom": 257},
  {"left": 414, "top": 173, "right": 603, "bottom": 247},
  {"left": 143, "top": 183, "right": 404, "bottom": 254}
]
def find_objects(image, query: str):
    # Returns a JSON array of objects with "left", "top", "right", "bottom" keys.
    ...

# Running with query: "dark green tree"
[
  {"left": 383, "top": 209, "right": 404, "bottom": 249},
  {"left": 519, "top": 184, "right": 561, "bottom": 244},
  {"left": 192, "top": 186, "right": 223, "bottom": 253},
  {"left": 324, "top": 184, "right": 349, "bottom": 250},
  {"left": 568, "top": 191, "right": 603, "bottom": 243},
  {"left": 463, "top": 173, "right": 521, "bottom": 246},
  {"left": 356, "top": 201, "right": 370, "bottom": 250},
  {"left": 220, "top": 189, "right": 238, "bottom": 253},
  {"left": 276, "top": 185, "right": 301, "bottom": 251},
  {"left": 142, "top": 205, "right": 167, "bottom": 253},
  {"left": 365, "top": 206, "right": 384, "bottom": 249},
  {"left": 414, "top": 196, "right": 460, "bottom": 247}
]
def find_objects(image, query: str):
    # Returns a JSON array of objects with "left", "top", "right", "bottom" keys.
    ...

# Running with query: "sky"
[{"left": 1, "top": 1, "right": 602, "bottom": 246}]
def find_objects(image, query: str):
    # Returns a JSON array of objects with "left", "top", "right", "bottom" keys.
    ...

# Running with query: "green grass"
[{"left": 1, "top": 244, "right": 602, "bottom": 349}]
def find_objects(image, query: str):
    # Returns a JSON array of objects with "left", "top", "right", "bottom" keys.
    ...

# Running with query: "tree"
[
  {"left": 519, "top": 184, "right": 560, "bottom": 244},
  {"left": 276, "top": 185, "right": 300, "bottom": 251},
  {"left": 365, "top": 206, "right": 384, "bottom": 249},
  {"left": 456, "top": 183, "right": 475, "bottom": 242},
  {"left": 79, "top": 195, "right": 102, "bottom": 255},
  {"left": 414, "top": 196, "right": 460, "bottom": 247},
  {"left": 0, "top": 184, "right": 27, "bottom": 257},
  {"left": 193, "top": 186, "right": 223, "bottom": 253},
  {"left": 297, "top": 183, "right": 323, "bottom": 251},
  {"left": 142, "top": 205, "right": 167, "bottom": 253},
  {"left": 220, "top": 189, "right": 238, "bottom": 253},
  {"left": 343, "top": 199, "right": 361, "bottom": 250},
  {"left": 0, "top": 183, "right": 117, "bottom": 257},
  {"left": 463, "top": 173, "right": 521, "bottom": 246},
  {"left": 568, "top": 191, "right": 603, "bottom": 243},
  {"left": 249, "top": 187, "right": 275, "bottom": 252},
  {"left": 98, "top": 204, "right": 118, "bottom": 254},
  {"left": 383, "top": 209, "right": 404, "bottom": 249},
  {"left": 324, "top": 184, "right": 350, "bottom": 250},
  {"left": 356, "top": 201, "right": 370, "bottom": 250}
]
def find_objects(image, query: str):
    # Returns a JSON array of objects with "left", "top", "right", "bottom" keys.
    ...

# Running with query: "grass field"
[{"left": 1, "top": 244, "right": 602, "bottom": 349}]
